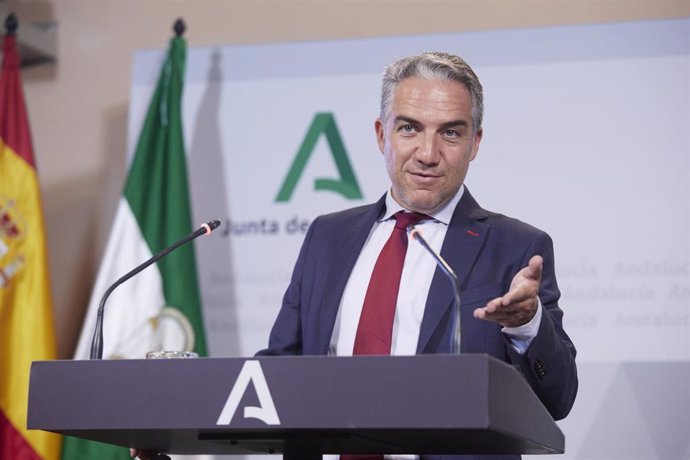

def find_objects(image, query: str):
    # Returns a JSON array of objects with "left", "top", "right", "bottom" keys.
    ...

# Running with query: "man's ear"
[
  {"left": 375, "top": 118, "right": 385, "bottom": 154},
  {"left": 470, "top": 128, "right": 483, "bottom": 161}
]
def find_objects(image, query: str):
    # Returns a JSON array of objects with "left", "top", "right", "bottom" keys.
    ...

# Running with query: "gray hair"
[{"left": 380, "top": 51, "right": 484, "bottom": 133}]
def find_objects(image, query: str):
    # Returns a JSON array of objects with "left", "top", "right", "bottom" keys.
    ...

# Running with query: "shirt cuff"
[{"left": 502, "top": 299, "right": 543, "bottom": 354}]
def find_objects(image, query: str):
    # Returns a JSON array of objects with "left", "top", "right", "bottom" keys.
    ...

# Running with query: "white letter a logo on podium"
[{"left": 216, "top": 360, "right": 281, "bottom": 425}]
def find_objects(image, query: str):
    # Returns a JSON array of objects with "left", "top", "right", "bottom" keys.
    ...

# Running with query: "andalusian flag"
[
  {"left": 62, "top": 26, "right": 207, "bottom": 460},
  {"left": 0, "top": 33, "right": 61, "bottom": 460}
]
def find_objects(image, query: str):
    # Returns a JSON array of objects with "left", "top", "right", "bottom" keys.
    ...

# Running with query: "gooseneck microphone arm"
[
  {"left": 89, "top": 219, "right": 221, "bottom": 360},
  {"left": 408, "top": 226, "right": 463, "bottom": 354}
]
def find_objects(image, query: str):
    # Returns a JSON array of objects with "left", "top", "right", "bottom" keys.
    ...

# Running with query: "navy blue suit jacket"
[{"left": 259, "top": 189, "right": 578, "bottom": 460}]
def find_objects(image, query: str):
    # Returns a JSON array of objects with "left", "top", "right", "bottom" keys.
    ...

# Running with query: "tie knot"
[{"left": 394, "top": 211, "right": 430, "bottom": 231}]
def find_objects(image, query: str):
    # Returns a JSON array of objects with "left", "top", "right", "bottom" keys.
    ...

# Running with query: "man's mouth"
[{"left": 409, "top": 171, "right": 441, "bottom": 184}]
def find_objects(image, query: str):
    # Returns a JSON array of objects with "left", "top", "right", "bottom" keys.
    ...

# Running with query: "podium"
[{"left": 28, "top": 354, "right": 564, "bottom": 458}]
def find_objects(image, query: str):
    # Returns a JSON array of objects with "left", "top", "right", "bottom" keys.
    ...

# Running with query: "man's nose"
[{"left": 415, "top": 132, "right": 440, "bottom": 164}]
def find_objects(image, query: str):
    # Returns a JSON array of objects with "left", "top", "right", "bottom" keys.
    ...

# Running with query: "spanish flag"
[{"left": 0, "top": 31, "right": 62, "bottom": 460}]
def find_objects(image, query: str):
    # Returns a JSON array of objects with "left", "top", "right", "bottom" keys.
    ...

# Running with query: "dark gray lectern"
[{"left": 28, "top": 354, "right": 564, "bottom": 458}]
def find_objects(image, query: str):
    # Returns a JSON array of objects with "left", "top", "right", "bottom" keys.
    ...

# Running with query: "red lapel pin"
[{"left": 466, "top": 230, "right": 480, "bottom": 237}]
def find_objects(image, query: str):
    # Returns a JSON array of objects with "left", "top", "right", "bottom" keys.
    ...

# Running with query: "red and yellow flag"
[{"left": 0, "top": 34, "right": 61, "bottom": 459}]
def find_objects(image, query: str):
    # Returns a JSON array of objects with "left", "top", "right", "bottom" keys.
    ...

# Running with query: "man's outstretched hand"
[{"left": 473, "top": 255, "right": 543, "bottom": 328}]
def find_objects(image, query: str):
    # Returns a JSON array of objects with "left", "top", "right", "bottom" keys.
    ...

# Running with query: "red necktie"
[
  {"left": 352, "top": 211, "right": 430, "bottom": 355},
  {"left": 344, "top": 212, "right": 429, "bottom": 460}
]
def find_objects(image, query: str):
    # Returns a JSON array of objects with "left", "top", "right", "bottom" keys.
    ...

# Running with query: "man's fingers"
[
  {"left": 473, "top": 256, "right": 543, "bottom": 327},
  {"left": 501, "top": 282, "right": 536, "bottom": 306},
  {"left": 474, "top": 297, "right": 502, "bottom": 318},
  {"left": 474, "top": 284, "right": 539, "bottom": 327},
  {"left": 502, "top": 255, "right": 543, "bottom": 305},
  {"left": 475, "top": 298, "right": 536, "bottom": 326},
  {"left": 474, "top": 296, "right": 521, "bottom": 320},
  {"left": 524, "top": 255, "right": 544, "bottom": 281}
]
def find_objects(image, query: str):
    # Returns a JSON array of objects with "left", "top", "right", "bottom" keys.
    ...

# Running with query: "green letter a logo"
[{"left": 275, "top": 112, "right": 363, "bottom": 202}]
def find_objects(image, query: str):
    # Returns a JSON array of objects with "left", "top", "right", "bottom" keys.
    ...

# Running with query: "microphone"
[
  {"left": 89, "top": 219, "right": 222, "bottom": 360},
  {"left": 408, "top": 226, "right": 463, "bottom": 354}
]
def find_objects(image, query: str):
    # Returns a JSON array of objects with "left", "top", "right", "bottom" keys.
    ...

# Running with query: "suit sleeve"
[
  {"left": 505, "top": 230, "right": 578, "bottom": 420},
  {"left": 255, "top": 220, "right": 317, "bottom": 356}
]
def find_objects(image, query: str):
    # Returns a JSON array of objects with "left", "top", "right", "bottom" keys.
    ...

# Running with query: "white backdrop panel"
[{"left": 128, "top": 18, "right": 689, "bottom": 460}]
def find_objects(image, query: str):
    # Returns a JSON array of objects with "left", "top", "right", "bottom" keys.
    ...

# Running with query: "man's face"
[{"left": 375, "top": 78, "right": 482, "bottom": 215}]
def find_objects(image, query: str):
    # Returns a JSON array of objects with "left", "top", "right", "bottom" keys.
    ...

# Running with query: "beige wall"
[{"left": 7, "top": 0, "right": 689, "bottom": 358}]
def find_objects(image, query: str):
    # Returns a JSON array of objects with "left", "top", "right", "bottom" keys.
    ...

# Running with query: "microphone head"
[
  {"left": 200, "top": 219, "right": 222, "bottom": 235},
  {"left": 407, "top": 225, "right": 420, "bottom": 240}
]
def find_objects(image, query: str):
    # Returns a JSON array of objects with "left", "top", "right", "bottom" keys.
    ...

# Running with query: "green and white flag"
[{"left": 63, "top": 31, "right": 207, "bottom": 460}]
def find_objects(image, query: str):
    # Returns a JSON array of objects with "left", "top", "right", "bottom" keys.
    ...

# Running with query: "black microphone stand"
[
  {"left": 408, "top": 226, "right": 463, "bottom": 354},
  {"left": 89, "top": 220, "right": 220, "bottom": 359}
]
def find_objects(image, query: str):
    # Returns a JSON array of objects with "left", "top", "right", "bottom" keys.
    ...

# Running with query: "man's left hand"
[{"left": 473, "top": 255, "right": 543, "bottom": 327}]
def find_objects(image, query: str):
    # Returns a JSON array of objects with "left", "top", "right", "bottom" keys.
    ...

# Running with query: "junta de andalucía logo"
[{"left": 275, "top": 112, "right": 363, "bottom": 202}]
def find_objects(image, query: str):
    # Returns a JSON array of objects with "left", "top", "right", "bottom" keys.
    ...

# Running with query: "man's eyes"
[
  {"left": 397, "top": 123, "right": 417, "bottom": 133},
  {"left": 395, "top": 124, "right": 464, "bottom": 138}
]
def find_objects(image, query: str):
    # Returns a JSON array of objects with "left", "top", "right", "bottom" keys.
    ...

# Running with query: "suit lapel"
[
  {"left": 314, "top": 196, "right": 386, "bottom": 353},
  {"left": 417, "top": 189, "right": 490, "bottom": 353}
]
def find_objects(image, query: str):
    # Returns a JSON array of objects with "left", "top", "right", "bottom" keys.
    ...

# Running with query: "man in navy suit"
[
  {"left": 134, "top": 52, "right": 577, "bottom": 460},
  {"left": 259, "top": 52, "right": 578, "bottom": 460}
]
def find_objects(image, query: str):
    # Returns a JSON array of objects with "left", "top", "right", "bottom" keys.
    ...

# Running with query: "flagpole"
[
  {"left": 174, "top": 17, "right": 186, "bottom": 37},
  {"left": 4, "top": 13, "right": 18, "bottom": 36}
]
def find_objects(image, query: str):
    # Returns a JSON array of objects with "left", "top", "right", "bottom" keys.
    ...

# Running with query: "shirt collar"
[{"left": 381, "top": 185, "right": 465, "bottom": 225}]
